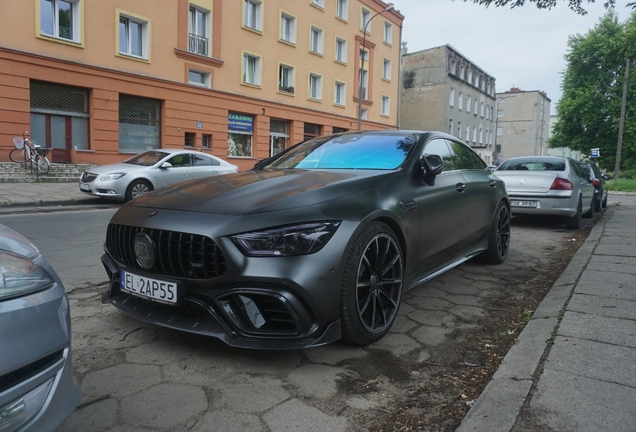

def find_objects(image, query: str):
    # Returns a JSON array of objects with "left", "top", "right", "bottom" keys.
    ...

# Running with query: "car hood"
[
  {"left": 127, "top": 169, "right": 397, "bottom": 215},
  {"left": 86, "top": 162, "right": 145, "bottom": 174},
  {"left": 0, "top": 224, "right": 40, "bottom": 259}
]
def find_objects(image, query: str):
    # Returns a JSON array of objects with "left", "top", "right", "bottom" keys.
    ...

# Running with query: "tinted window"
[
  {"left": 570, "top": 160, "right": 586, "bottom": 178},
  {"left": 192, "top": 154, "right": 220, "bottom": 167},
  {"left": 124, "top": 151, "right": 170, "bottom": 166},
  {"left": 469, "top": 150, "right": 488, "bottom": 169},
  {"left": 167, "top": 154, "right": 192, "bottom": 167},
  {"left": 447, "top": 140, "right": 476, "bottom": 170},
  {"left": 498, "top": 158, "right": 565, "bottom": 171},
  {"left": 423, "top": 139, "right": 454, "bottom": 171}
]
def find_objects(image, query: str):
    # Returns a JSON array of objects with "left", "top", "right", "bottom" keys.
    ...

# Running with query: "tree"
[
  {"left": 460, "top": 0, "right": 635, "bottom": 15},
  {"left": 549, "top": 11, "right": 636, "bottom": 173}
]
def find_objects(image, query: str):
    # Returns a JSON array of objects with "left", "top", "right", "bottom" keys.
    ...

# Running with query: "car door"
[
  {"left": 155, "top": 153, "right": 193, "bottom": 187},
  {"left": 417, "top": 138, "right": 471, "bottom": 270},
  {"left": 190, "top": 153, "right": 220, "bottom": 179},
  {"left": 447, "top": 140, "right": 497, "bottom": 246},
  {"left": 569, "top": 159, "right": 594, "bottom": 210}
]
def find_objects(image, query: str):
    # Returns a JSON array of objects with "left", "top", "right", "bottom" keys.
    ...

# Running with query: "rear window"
[{"left": 497, "top": 159, "right": 565, "bottom": 171}]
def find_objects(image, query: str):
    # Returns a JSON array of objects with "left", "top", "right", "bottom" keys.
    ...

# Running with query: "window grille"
[
  {"left": 185, "top": 132, "right": 195, "bottom": 147},
  {"left": 30, "top": 80, "right": 88, "bottom": 114},
  {"left": 270, "top": 119, "right": 287, "bottom": 134},
  {"left": 119, "top": 94, "right": 161, "bottom": 152},
  {"left": 202, "top": 134, "right": 211, "bottom": 148}
]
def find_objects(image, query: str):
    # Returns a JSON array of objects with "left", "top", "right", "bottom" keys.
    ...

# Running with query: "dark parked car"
[
  {"left": 579, "top": 161, "right": 609, "bottom": 212},
  {"left": 100, "top": 131, "right": 510, "bottom": 349},
  {"left": 0, "top": 224, "right": 81, "bottom": 430}
]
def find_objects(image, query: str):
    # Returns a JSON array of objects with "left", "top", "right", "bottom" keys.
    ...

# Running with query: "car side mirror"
[
  {"left": 160, "top": 162, "right": 173, "bottom": 169},
  {"left": 415, "top": 154, "right": 444, "bottom": 186},
  {"left": 602, "top": 174, "right": 611, "bottom": 180}
]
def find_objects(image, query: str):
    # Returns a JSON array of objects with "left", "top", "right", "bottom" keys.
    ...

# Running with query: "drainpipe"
[{"left": 397, "top": 23, "right": 403, "bottom": 130}]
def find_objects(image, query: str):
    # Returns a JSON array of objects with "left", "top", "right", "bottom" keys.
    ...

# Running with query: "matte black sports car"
[{"left": 101, "top": 131, "right": 510, "bottom": 349}]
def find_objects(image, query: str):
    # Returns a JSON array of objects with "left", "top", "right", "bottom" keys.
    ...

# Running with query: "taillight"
[
  {"left": 591, "top": 178, "right": 600, "bottom": 187},
  {"left": 550, "top": 178, "right": 573, "bottom": 190}
]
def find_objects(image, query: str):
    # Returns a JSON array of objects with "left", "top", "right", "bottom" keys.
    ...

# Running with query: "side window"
[
  {"left": 423, "top": 139, "right": 454, "bottom": 171},
  {"left": 193, "top": 154, "right": 219, "bottom": 166},
  {"left": 570, "top": 160, "right": 586, "bottom": 179},
  {"left": 469, "top": 151, "right": 488, "bottom": 170},
  {"left": 167, "top": 154, "right": 192, "bottom": 167},
  {"left": 447, "top": 140, "right": 476, "bottom": 170}
]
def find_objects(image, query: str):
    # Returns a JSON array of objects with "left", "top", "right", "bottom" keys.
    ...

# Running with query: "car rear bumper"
[{"left": 508, "top": 194, "right": 578, "bottom": 217}]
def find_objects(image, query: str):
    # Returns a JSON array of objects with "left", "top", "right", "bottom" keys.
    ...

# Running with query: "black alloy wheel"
[
  {"left": 340, "top": 222, "right": 403, "bottom": 344},
  {"left": 477, "top": 201, "right": 511, "bottom": 264}
]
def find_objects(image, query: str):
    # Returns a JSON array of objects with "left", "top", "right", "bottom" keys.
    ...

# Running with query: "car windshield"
[
  {"left": 124, "top": 151, "right": 170, "bottom": 166},
  {"left": 262, "top": 133, "right": 420, "bottom": 170},
  {"left": 497, "top": 158, "right": 565, "bottom": 172}
]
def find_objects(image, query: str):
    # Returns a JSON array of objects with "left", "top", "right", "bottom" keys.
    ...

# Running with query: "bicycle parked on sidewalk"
[{"left": 9, "top": 131, "right": 51, "bottom": 174}]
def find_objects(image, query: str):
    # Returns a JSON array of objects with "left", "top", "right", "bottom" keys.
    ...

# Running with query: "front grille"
[
  {"left": 81, "top": 172, "right": 97, "bottom": 182},
  {"left": 0, "top": 350, "right": 63, "bottom": 393},
  {"left": 106, "top": 224, "right": 227, "bottom": 279}
]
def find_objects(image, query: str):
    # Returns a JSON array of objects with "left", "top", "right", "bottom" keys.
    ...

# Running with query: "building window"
[
  {"left": 457, "top": 121, "right": 462, "bottom": 138},
  {"left": 279, "top": 64, "right": 295, "bottom": 94},
  {"left": 303, "top": 123, "right": 321, "bottom": 140},
  {"left": 450, "top": 58, "right": 456, "bottom": 74},
  {"left": 119, "top": 13, "right": 149, "bottom": 59},
  {"left": 382, "top": 58, "right": 391, "bottom": 80},
  {"left": 480, "top": 102, "right": 484, "bottom": 117},
  {"left": 119, "top": 94, "right": 161, "bottom": 152},
  {"left": 468, "top": 69, "right": 473, "bottom": 84},
  {"left": 309, "top": 73, "right": 322, "bottom": 100},
  {"left": 335, "top": 37, "right": 347, "bottom": 63},
  {"left": 466, "top": 96, "right": 471, "bottom": 113},
  {"left": 310, "top": 25, "right": 324, "bottom": 55},
  {"left": 334, "top": 81, "right": 346, "bottom": 106},
  {"left": 40, "top": 0, "right": 80, "bottom": 43},
  {"left": 384, "top": 21, "right": 392, "bottom": 44},
  {"left": 242, "top": 52, "right": 261, "bottom": 86},
  {"left": 188, "top": 69, "right": 210, "bottom": 87},
  {"left": 448, "top": 119, "right": 453, "bottom": 135},
  {"left": 185, "top": 132, "right": 195, "bottom": 147},
  {"left": 491, "top": 106, "right": 495, "bottom": 119},
  {"left": 244, "top": 0, "right": 262, "bottom": 32},
  {"left": 361, "top": 109, "right": 368, "bottom": 120},
  {"left": 336, "top": 0, "right": 348, "bottom": 20},
  {"left": 359, "top": 69, "right": 368, "bottom": 99},
  {"left": 497, "top": 127, "right": 503, "bottom": 136},
  {"left": 381, "top": 95, "right": 390, "bottom": 116},
  {"left": 270, "top": 119, "right": 288, "bottom": 156},
  {"left": 466, "top": 126, "right": 470, "bottom": 141},
  {"left": 449, "top": 88, "right": 455, "bottom": 107},
  {"left": 202, "top": 133, "right": 211, "bottom": 148},
  {"left": 472, "top": 126, "right": 477, "bottom": 142},
  {"left": 188, "top": 5, "right": 209, "bottom": 56},
  {"left": 312, "top": 0, "right": 325, "bottom": 8},
  {"left": 474, "top": 100, "right": 478, "bottom": 115},
  {"left": 460, "top": 64, "right": 465, "bottom": 79},
  {"left": 458, "top": 92, "right": 463, "bottom": 110},
  {"left": 228, "top": 113, "right": 253, "bottom": 157},
  {"left": 280, "top": 12, "right": 296, "bottom": 44},
  {"left": 479, "top": 128, "right": 483, "bottom": 144},
  {"left": 361, "top": 8, "right": 371, "bottom": 32},
  {"left": 498, "top": 109, "right": 504, "bottom": 117}
]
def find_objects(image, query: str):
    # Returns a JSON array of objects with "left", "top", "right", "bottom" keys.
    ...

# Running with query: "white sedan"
[{"left": 79, "top": 149, "right": 239, "bottom": 201}]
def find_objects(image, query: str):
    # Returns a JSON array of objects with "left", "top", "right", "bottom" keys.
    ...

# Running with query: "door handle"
[
  {"left": 398, "top": 199, "right": 417, "bottom": 209},
  {"left": 456, "top": 183, "right": 466, "bottom": 192},
  {"left": 489, "top": 180, "right": 497, "bottom": 187}
]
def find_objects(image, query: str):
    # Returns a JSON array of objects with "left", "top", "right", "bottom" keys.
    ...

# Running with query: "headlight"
[
  {"left": 0, "top": 251, "right": 56, "bottom": 301},
  {"left": 231, "top": 221, "right": 341, "bottom": 257},
  {"left": 100, "top": 173, "right": 126, "bottom": 181}
]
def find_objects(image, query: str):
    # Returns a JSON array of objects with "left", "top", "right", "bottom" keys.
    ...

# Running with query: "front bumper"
[{"left": 79, "top": 178, "right": 126, "bottom": 200}]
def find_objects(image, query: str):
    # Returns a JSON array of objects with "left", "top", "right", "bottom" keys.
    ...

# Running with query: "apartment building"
[
  {"left": 0, "top": 0, "right": 403, "bottom": 169},
  {"left": 495, "top": 87, "right": 551, "bottom": 162},
  {"left": 400, "top": 45, "right": 497, "bottom": 163}
]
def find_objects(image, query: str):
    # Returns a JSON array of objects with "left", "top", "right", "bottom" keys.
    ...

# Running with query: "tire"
[
  {"left": 594, "top": 194, "right": 603, "bottom": 212},
  {"left": 583, "top": 197, "right": 595, "bottom": 218},
  {"left": 9, "top": 148, "right": 28, "bottom": 164},
  {"left": 125, "top": 179, "right": 153, "bottom": 202},
  {"left": 340, "top": 221, "right": 404, "bottom": 345},
  {"left": 476, "top": 201, "right": 511, "bottom": 264},
  {"left": 35, "top": 155, "right": 50, "bottom": 174},
  {"left": 565, "top": 198, "right": 582, "bottom": 229},
  {"left": 602, "top": 192, "right": 608, "bottom": 209}
]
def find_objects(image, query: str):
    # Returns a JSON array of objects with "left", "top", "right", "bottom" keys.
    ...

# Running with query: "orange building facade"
[{"left": 0, "top": 0, "right": 403, "bottom": 171}]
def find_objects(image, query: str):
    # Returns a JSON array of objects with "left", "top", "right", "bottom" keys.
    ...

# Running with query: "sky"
[{"left": 391, "top": 0, "right": 634, "bottom": 114}]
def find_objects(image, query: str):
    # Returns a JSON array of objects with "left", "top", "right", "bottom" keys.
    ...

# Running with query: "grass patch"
[{"left": 606, "top": 178, "right": 636, "bottom": 193}]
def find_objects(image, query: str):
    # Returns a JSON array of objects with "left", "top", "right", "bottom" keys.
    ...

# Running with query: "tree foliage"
[
  {"left": 461, "top": 0, "right": 635, "bottom": 15},
  {"left": 549, "top": 11, "right": 636, "bottom": 171}
]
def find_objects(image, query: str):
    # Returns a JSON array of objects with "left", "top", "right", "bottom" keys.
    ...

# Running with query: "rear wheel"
[
  {"left": 583, "top": 197, "right": 595, "bottom": 218},
  {"left": 565, "top": 198, "right": 582, "bottom": 229},
  {"left": 35, "top": 155, "right": 50, "bottom": 174},
  {"left": 476, "top": 201, "right": 510, "bottom": 264},
  {"left": 9, "top": 148, "right": 27, "bottom": 164},
  {"left": 602, "top": 192, "right": 608, "bottom": 208},
  {"left": 594, "top": 194, "right": 603, "bottom": 212},
  {"left": 125, "top": 179, "right": 153, "bottom": 202},
  {"left": 340, "top": 221, "right": 404, "bottom": 345}
]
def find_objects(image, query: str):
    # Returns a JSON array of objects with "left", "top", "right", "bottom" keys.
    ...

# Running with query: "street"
[{"left": 0, "top": 200, "right": 627, "bottom": 431}]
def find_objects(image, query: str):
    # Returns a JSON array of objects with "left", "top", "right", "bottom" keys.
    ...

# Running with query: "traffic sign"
[{"left": 591, "top": 148, "right": 600, "bottom": 158}]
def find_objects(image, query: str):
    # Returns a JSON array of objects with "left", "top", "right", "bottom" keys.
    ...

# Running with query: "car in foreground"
[
  {"left": 0, "top": 224, "right": 81, "bottom": 431},
  {"left": 100, "top": 131, "right": 510, "bottom": 349},
  {"left": 579, "top": 161, "right": 609, "bottom": 212},
  {"left": 79, "top": 149, "right": 239, "bottom": 201},
  {"left": 494, "top": 156, "right": 595, "bottom": 229}
]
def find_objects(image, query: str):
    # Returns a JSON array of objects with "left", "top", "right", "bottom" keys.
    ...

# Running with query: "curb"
[{"left": 456, "top": 206, "right": 613, "bottom": 432}]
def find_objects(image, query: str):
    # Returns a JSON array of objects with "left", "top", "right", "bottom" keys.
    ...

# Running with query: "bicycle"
[{"left": 9, "top": 131, "right": 51, "bottom": 174}]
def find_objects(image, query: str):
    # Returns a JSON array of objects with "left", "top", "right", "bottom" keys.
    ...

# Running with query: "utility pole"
[{"left": 615, "top": 59, "right": 629, "bottom": 181}]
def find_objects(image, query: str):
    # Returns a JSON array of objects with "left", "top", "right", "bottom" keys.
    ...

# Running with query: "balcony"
[{"left": 189, "top": 34, "right": 209, "bottom": 56}]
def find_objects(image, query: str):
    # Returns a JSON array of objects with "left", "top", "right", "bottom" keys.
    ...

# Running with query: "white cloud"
[{"left": 393, "top": 0, "right": 633, "bottom": 113}]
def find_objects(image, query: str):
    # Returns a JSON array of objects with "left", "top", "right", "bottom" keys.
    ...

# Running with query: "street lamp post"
[
  {"left": 357, "top": 3, "right": 394, "bottom": 131},
  {"left": 493, "top": 94, "right": 515, "bottom": 163}
]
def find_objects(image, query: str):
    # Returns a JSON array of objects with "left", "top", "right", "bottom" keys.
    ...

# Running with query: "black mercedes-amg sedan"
[{"left": 100, "top": 130, "right": 510, "bottom": 349}]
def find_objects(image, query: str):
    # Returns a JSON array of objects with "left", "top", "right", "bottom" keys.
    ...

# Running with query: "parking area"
[{"left": 60, "top": 215, "right": 596, "bottom": 432}]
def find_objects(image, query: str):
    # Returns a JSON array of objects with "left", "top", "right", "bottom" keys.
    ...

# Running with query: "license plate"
[
  {"left": 511, "top": 200, "right": 538, "bottom": 208},
  {"left": 120, "top": 270, "right": 177, "bottom": 305},
  {"left": 79, "top": 183, "right": 90, "bottom": 191}
]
